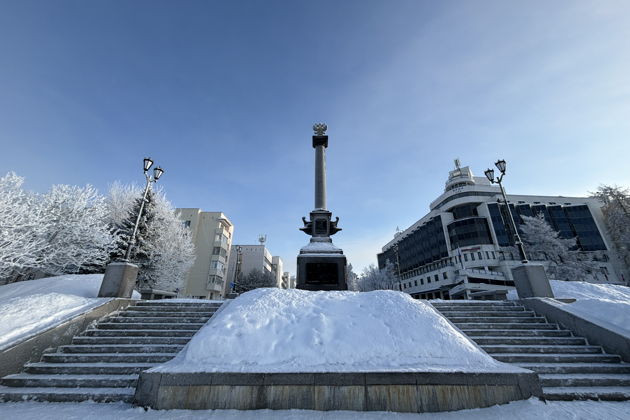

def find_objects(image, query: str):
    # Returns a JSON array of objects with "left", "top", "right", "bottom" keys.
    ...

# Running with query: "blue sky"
[{"left": 1, "top": 1, "right": 630, "bottom": 274}]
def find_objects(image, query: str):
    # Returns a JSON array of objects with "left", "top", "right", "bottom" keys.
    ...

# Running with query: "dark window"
[
  {"left": 443, "top": 272, "right": 448, "bottom": 279},
  {"left": 485, "top": 251, "right": 490, "bottom": 259},
  {"left": 421, "top": 279, "right": 424, "bottom": 285},
  {"left": 414, "top": 280, "right": 417, "bottom": 286},
  {"left": 478, "top": 252, "right": 483, "bottom": 260},
  {"left": 464, "top": 254, "right": 468, "bottom": 262},
  {"left": 448, "top": 217, "right": 493, "bottom": 249},
  {"left": 470, "top": 253, "right": 475, "bottom": 261},
  {"left": 435, "top": 274, "right": 439, "bottom": 282},
  {"left": 212, "top": 247, "right": 221, "bottom": 255}
]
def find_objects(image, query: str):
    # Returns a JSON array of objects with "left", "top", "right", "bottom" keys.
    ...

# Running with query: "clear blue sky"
[{"left": 1, "top": 0, "right": 630, "bottom": 274}]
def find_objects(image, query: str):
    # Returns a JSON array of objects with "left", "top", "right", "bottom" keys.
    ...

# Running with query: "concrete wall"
[
  {"left": 0, "top": 299, "right": 134, "bottom": 378},
  {"left": 521, "top": 298, "right": 630, "bottom": 362},
  {"left": 135, "top": 371, "right": 541, "bottom": 412}
]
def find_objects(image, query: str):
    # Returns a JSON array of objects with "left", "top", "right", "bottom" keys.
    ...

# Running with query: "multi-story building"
[
  {"left": 271, "top": 256, "right": 284, "bottom": 288},
  {"left": 377, "top": 162, "right": 626, "bottom": 300},
  {"left": 225, "top": 244, "right": 275, "bottom": 293},
  {"left": 176, "top": 209, "right": 233, "bottom": 300}
]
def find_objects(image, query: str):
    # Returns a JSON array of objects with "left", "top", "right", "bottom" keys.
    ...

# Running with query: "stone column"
[{"left": 315, "top": 144, "right": 327, "bottom": 210}]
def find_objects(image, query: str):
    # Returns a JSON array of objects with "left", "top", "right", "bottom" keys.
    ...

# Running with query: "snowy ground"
[
  {"left": 155, "top": 288, "right": 520, "bottom": 373},
  {"left": 508, "top": 280, "right": 630, "bottom": 335},
  {"left": 0, "top": 274, "right": 138, "bottom": 350},
  {"left": 1, "top": 399, "right": 630, "bottom": 419}
]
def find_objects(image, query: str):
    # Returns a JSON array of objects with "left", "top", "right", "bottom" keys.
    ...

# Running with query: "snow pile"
[
  {"left": 0, "top": 274, "right": 138, "bottom": 350},
  {"left": 300, "top": 240, "right": 342, "bottom": 254},
  {"left": 508, "top": 280, "right": 630, "bottom": 336},
  {"left": 155, "top": 288, "right": 520, "bottom": 373}
]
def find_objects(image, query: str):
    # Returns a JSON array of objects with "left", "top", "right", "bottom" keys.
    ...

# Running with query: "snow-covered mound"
[
  {"left": 0, "top": 274, "right": 137, "bottom": 350},
  {"left": 508, "top": 280, "right": 630, "bottom": 335},
  {"left": 155, "top": 288, "right": 521, "bottom": 373}
]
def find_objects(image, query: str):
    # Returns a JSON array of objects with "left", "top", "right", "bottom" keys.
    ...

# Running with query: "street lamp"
[
  {"left": 393, "top": 243, "right": 403, "bottom": 291},
  {"left": 123, "top": 157, "right": 165, "bottom": 261},
  {"left": 484, "top": 159, "right": 528, "bottom": 263}
]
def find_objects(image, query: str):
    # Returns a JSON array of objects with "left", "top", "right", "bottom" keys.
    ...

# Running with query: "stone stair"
[
  {"left": 0, "top": 300, "right": 221, "bottom": 403},
  {"left": 431, "top": 300, "right": 630, "bottom": 401}
]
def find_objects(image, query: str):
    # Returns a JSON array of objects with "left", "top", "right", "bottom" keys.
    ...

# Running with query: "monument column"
[{"left": 296, "top": 123, "right": 347, "bottom": 291}]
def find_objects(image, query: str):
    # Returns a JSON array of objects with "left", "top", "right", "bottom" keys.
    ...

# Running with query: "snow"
[
  {"left": 300, "top": 240, "right": 342, "bottom": 253},
  {"left": 154, "top": 288, "right": 521, "bottom": 373},
  {"left": 1, "top": 398, "right": 630, "bottom": 419},
  {"left": 0, "top": 274, "right": 139, "bottom": 351},
  {"left": 508, "top": 280, "right": 630, "bottom": 336}
]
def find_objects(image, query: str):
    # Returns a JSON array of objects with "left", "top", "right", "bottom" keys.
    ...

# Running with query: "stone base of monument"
[
  {"left": 135, "top": 370, "right": 540, "bottom": 412},
  {"left": 98, "top": 261, "right": 138, "bottom": 298},
  {"left": 133, "top": 289, "right": 541, "bottom": 412},
  {"left": 296, "top": 237, "right": 347, "bottom": 291},
  {"left": 511, "top": 264, "right": 554, "bottom": 299}
]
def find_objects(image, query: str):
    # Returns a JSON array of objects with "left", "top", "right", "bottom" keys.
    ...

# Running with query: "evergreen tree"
[{"left": 235, "top": 270, "right": 277, "bottom": 293}]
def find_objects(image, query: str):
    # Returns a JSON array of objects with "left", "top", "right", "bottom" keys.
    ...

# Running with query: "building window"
[
  {"left": 464, "top": 254, "right": 468, "bottom": 262},
  {"left": 486, "top": 251, "right": 490, "bottom": 259},
  {"left": 212, "top": 247, "right": 221, "bottom": 255},
  {"left": 443, "top": 272, "right": 448, "bottom": 279},
  {"left": 182, "top": 220, "right": 191, "bottom": 228},
  {"left": 478, "top": 252, "right": 483, "bottom": 260},
  {"left": 420, "top": 279, "right": 424, "bottom": 285},
  {"left": 492, "top": 251, "right": 496, "bottom": 259},
  {"left": 434, "top": 274, "right": 439, "bottom": 282},
  {"left": 471, "top": 253, "right": 475, "bottom": 261},
  {"left": 414, "top": 280, "right": 418, "bottom": 286}
]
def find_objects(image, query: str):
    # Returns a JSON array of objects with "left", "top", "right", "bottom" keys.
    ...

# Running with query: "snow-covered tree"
[
  {"left": 521, "top": 214, "right": 593, "bottom": 281},
  {"left": 137, "top": 191, "right": 196, "bottom": 292},
  {"left": 105, "top": 183, "right": 195, "bottom": 292},
  {"left": 39, "top": 184, "right": 115, "bottom": 275},
  {"left": 235, "top": 270, "right": 277, "bottom": 293},
  {"left": 0, "top": 173, "right": 48, "bottom": 282},
  {"left": 358, "top": 262, "right": 398, "bottom": 291},
  {"left": 591, "top": 185, "right": 630, "bottom": 272},
  {"left": 346, "top": 263, "right": 360, "bottom": 291}
]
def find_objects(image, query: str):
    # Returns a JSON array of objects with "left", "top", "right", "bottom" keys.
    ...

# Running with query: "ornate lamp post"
[
  {"left": 123, "top": 157, "right": 164, "bottom": 261},
  {"left": 98, "top": 158, "right": 164, "bottom": 298},
  {"left": 484, "top": 159, "right": 528, "bottom": 263},
  {"left": 393, "top": 242, "right": 403, "bottom": 291}
]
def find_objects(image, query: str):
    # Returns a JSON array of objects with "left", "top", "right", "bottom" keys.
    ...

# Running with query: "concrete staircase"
[
  {"left": 431, "top": 300, "right": 630, "bottom": 401},
  {"left": 0, "top": 300, "right": 221, "bottom": 403}
]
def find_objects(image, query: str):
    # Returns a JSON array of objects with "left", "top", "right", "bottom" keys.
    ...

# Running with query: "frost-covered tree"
[
  {"left": 346, "top": 263, "right": 360, "bottom": 291},
  {"left": 521, "top": 214, "right": 593, "bottom": 281},
  {"left": 137, "top": 191, "right": 196, "bottom": 292},
  {"left": 591, "top": 185, "right": 630, "bottom": 272},
  {"left": 0, "top": 173, "right": 48, "bottom": 282},
  {"left": 235, "top": 270, "right": 277, "bottom": 293},
  {"left": 105, "top": 184, "right": 195, "bottom": 292},
  {"left": 39, "top": 184, "right": 115, "bottom": 275},
  {"left": 358, "top": 262, "right": 398, "bottom": 291}
]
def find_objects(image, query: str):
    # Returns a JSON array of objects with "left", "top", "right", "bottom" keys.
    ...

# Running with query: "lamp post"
[
  {"left": 232, "top": 245, "right": 243, "bottom": 293},
  {"left": 484, "top": 159, "right": 528, "bottom": 263},
  {"left": 123, "top": 157, "right": 164, "bottom": 261},
  {"left": 393, "top": 243, "right": 403, "bottom": 291}
]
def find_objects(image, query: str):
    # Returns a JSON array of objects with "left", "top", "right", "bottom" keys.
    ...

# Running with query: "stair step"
[
  {"left": 450, "top": 317, "right": 547, "bottom": 324},
  {"left": 493, "top": 353, "right": 622, "bottom": 363},
  {"left": 455, "top": 323, "right": 558, "bottom": 330},
  {"left": 473, "top": 337, "right": 586, "bottom": 345},
  {"left": 24, "top": 362, "right": 155, "bottom": 375},
  {"left": 431, "top": 301, "right": 516, "bottom": 307},
  {"left": 482, "top": 345, "right": 602, "bottom": 354},
  {"left": 440, "top": 311, "right": 534, "bottom": 317},
  {"left": 72, "top": 336, "right": 189, "bottom": 345},
  {"left": 124, "top": 305, "right": 218, "bottom": 313},
  {"left": 96, "top": 322, "right": 205, "bottom": 330},
  {"left": 42, "top": 352, "right": 175, "bottom": 363},
  {"left": 59, "top": 344, "right": 184, "bottom": 354},
  {"left": 105, "top": 317, "right": 210, "bottom": 324},
  {"left": 2, "top": 373, "right": 137, "bottom": 388},
  {"left": 83, "top": 328, "right": 197, "bottom": 337},
  {"left": 517, "top": 363, "right": 630, "bottom": 374},
  {"left": 118, "top": 311, "right": 215, "bottom": 318},
  {"left": 134, "top": 302, "right": 221, "bottom": 308},
  {"left": 463, "top": 329, "right": 571, "bottom": 337},
  {"left": 543, "top": 386, "right": 630, "bottom": 401},
  {"left": 0, "top": 386, "right": 134, "bottom": 403},
  {"left": 539, "top": 374, "right": 630, "bottom": 387}
]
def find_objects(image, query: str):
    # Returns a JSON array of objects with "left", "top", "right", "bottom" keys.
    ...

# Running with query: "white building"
[
  {"left": 271, "top": 256, "right": 284, "bottom": 288},
  {"left": 378, "top": 162, "right": 626, "bottom": 300},
  {"left": 176, "top": 209, "right": 233, "bottom": 300},
  {"left": 225, "top": 244, "right": 274, "bottom": 293}
]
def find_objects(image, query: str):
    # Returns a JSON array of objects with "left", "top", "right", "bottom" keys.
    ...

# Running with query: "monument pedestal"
[
  {"left": 98, "top": 261, "right": 138, "bottom": 298},
  {"left": 297, "top": 252, "right": 347, "bottom": 291}
]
